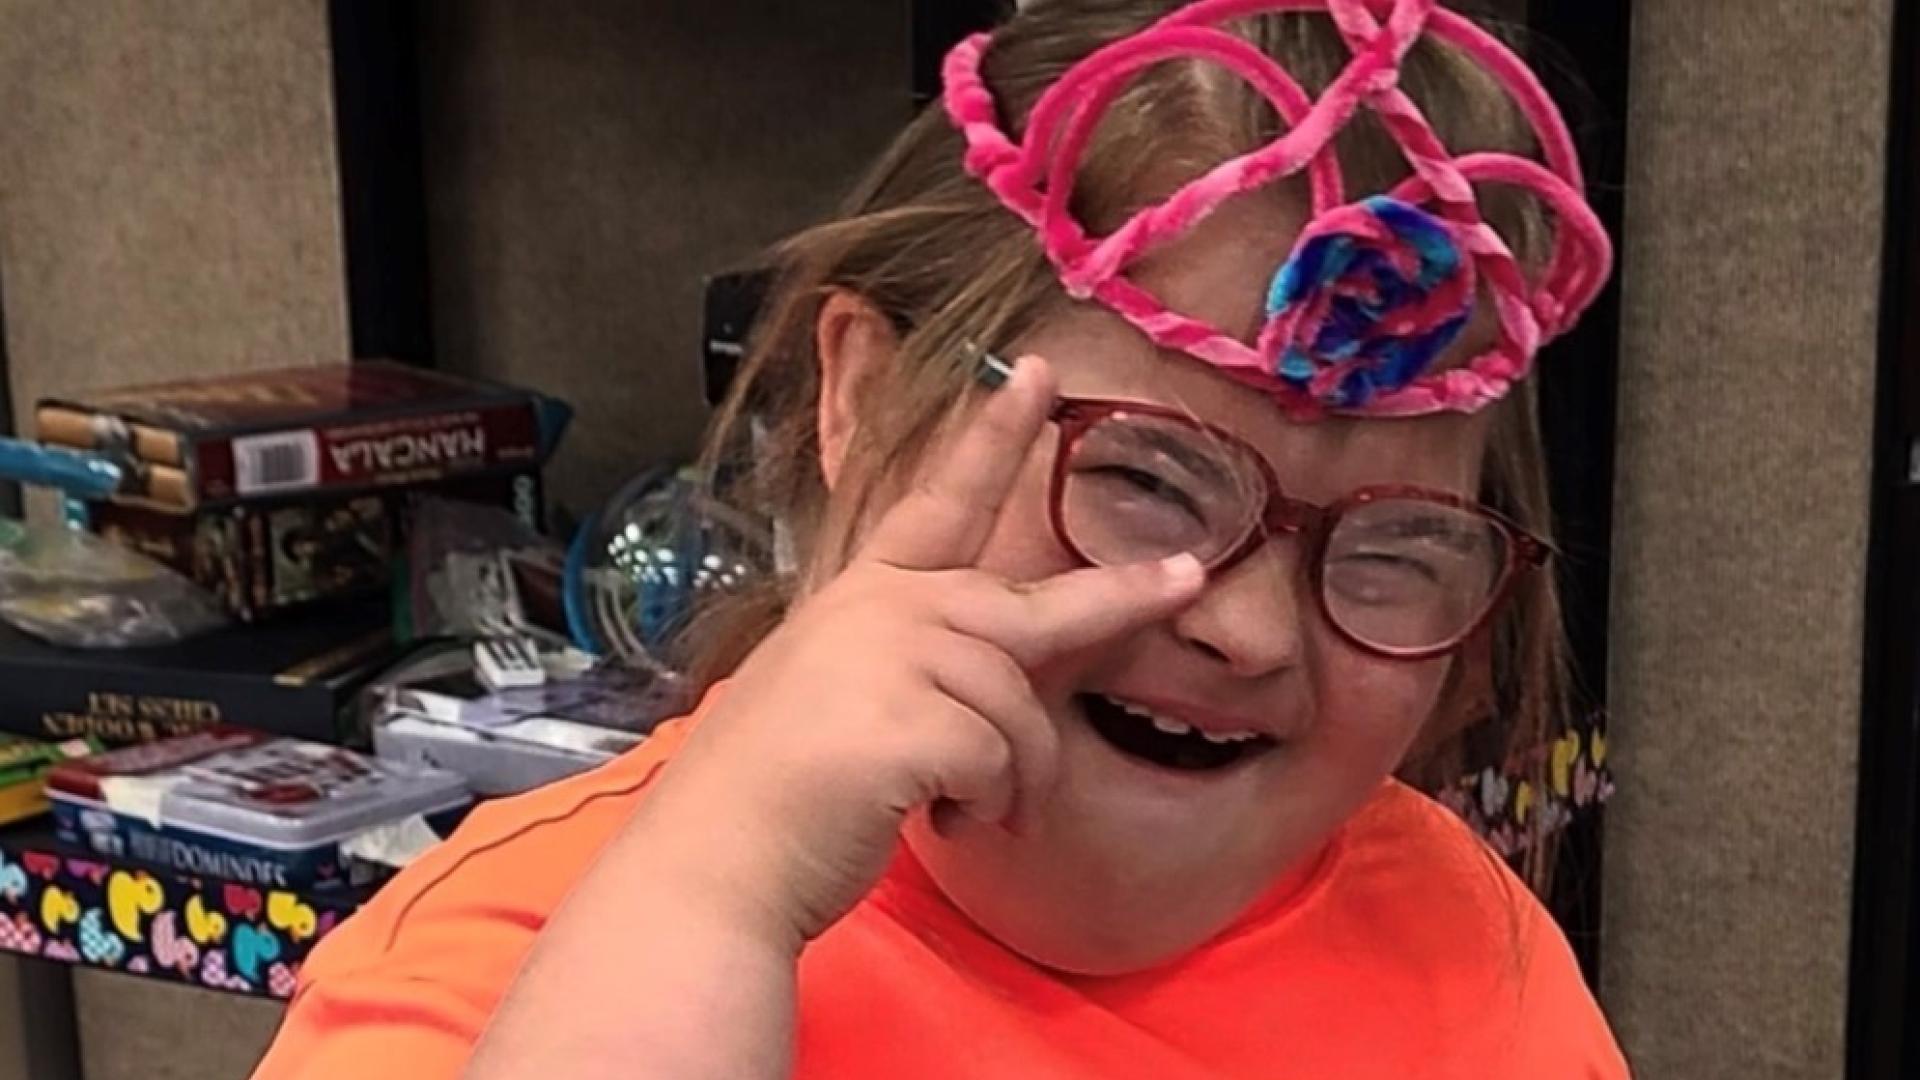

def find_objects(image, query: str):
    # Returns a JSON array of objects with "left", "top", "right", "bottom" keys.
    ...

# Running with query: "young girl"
[{"left": 255, "top": 1, "right": 1627, "bottom": 1076}]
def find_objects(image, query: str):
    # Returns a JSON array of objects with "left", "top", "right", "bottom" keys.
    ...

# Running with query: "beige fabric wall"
[
  {"left": 0, "top": 2, "right": 347, "bottom": 1077},
  {"left": 417, "top": 1, "right": 909, "bottom": 513},
  {"left": 0, "top": 0, "right": 351, "bottom": 431},
  {"left": 1602, "top": 0, "right": 1892, "bottom": 1076},
  {"left": 73, "top": 971, "right": 281, "bottom": 1080}
]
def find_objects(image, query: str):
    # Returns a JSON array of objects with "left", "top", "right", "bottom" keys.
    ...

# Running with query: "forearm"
[{"left": 465, "top": 796, "right": 803, "bottom": 1080}]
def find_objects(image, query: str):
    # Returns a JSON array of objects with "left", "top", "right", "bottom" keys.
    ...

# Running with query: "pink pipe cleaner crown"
[{"left": 942, "top": 0, "right": 1614, "bottom": 418}]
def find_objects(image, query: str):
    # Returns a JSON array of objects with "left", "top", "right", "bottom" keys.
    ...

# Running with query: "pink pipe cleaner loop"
[{"left": 940, "top": 0, "right": 1614, "bottom": 418}]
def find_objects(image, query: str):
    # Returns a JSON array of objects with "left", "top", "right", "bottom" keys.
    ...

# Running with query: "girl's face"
[{"left": 893, "top": 196, "right": 1495, "bottom": 974}]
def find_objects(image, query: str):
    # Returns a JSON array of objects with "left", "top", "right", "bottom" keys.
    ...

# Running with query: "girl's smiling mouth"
[{"left": 1076, "top": 693, "right": 1278, "bottom": 773}]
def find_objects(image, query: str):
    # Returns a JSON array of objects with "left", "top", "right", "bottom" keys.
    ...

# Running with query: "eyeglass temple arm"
[{"left": 1513, "top": 532, "right": 1553, "bottom": 567}]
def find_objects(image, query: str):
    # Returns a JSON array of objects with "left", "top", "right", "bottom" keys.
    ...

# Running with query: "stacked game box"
[
  {"left": 0, "top": 599, "right": 398, "bottom": 746},
  {"left": 35, "top": 361, "right": 564, "bottom": 621},
  {"left": 47, "top": 727, "right": 471, "bottom": 890}
]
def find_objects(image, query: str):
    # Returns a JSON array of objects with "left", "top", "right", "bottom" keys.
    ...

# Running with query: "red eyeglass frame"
[{"left": 1043, "top": 396, "right": 1552, "bottom": 661}]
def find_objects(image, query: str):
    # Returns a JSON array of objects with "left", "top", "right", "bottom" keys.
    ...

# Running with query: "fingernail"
[
  {"left": 1160, "top": 553, "right": 1205, "bottom": 590},
  {"left": 973, "top": 349, "right": 1018, "bottom": 390}
]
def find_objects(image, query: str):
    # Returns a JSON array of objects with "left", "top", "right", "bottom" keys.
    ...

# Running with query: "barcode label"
[{"left": 232, "top": 431, "right": 320, "bottom": 494}]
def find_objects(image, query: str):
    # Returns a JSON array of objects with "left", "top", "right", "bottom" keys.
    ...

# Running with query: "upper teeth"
[{"left": 1112, "top": 698, "right": 1263, "bottom": 745}]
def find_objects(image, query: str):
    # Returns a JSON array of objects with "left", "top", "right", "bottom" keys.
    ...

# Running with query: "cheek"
[{"left": 1310, "top": 646, "right": 1452, "bottom": 769}]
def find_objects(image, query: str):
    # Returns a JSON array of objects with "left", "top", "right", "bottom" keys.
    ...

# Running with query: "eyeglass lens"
[{"left": 1056, "top": 409, "right": 1508, "bottom": 653}]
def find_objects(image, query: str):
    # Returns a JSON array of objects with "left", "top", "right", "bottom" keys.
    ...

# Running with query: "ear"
[{"left": 815, "top": 290, "right": 902, "bottom": 490}]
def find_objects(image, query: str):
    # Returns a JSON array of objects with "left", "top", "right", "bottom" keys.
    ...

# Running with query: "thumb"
[{"left": 970, "top": 554, "right": 1207, "bottom": 669}]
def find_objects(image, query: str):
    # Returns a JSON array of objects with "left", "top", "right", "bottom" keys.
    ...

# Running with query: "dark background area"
[
  {"left": 1847, "top": 0, "right": 1920, "bottom": 1071},
  {"left": 1527, "top": 1, "right": 1633, "bottom": 986}
]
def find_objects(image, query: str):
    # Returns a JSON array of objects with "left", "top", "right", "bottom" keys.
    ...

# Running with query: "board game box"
[
  {"left": 0, "top": 599, "right": 396, "bottom": 746},
  {"left": 35, "top": 361, "right": 564, "bottom": 511}
]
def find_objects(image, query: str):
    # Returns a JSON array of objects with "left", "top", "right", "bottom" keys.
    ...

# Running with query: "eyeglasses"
[{"left": 1041, "top": 396, "right": 1549, "bottom": 660}]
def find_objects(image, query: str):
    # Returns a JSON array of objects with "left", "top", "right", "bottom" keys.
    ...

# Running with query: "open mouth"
[{"left": 1078, "top": 694, "right": 1275, "bottom": 773}]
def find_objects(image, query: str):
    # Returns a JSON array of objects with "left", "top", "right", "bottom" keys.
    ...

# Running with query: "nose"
[{"left": 1170, "top": 539, "right": 1309, "bottom": 678}]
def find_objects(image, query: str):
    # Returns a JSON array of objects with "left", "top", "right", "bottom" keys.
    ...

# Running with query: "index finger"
[
  {"left": 857, "top": 353, "right": 1056, "bottom": 572},
  {"left": 942, "top": 556, "right": 1207, "bottom": 670}
]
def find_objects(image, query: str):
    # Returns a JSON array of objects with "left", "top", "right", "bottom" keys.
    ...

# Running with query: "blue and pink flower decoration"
[{"left": 1262, "top": 196, "right": 1474, "bottom": 410}]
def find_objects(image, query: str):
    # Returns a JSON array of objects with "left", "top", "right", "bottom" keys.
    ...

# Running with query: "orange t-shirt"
[{"left": 253, "top": 700, "right": 1628, "bottom": 1079}]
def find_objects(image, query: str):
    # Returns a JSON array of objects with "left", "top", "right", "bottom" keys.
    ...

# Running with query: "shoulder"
[
  {"left": 252, "top": 717, "right": 700, "bottom": 1078},
  {"left": 297, "top": 712, "right": 697, "bottom": 991},
  {"left": 1326, "top": 781, "right": 1629, "bottom": 1077},
  {"left": 1334, "top": 779, "right": 1533, "bottom": 937}
]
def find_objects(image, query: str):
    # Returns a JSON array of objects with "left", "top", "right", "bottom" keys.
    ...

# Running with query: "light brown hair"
[{"left": 688, "top": 0, "right": 1566, "bottom": 884}]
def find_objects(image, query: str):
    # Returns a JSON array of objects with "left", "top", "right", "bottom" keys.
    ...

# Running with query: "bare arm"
[{"left": 465, "top": 777, "right": 803, "bottom": 1080}]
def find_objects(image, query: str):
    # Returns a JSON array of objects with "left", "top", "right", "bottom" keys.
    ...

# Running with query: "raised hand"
[{"left": 636, "top": 354, "right": 1206, "bottom": 945}]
